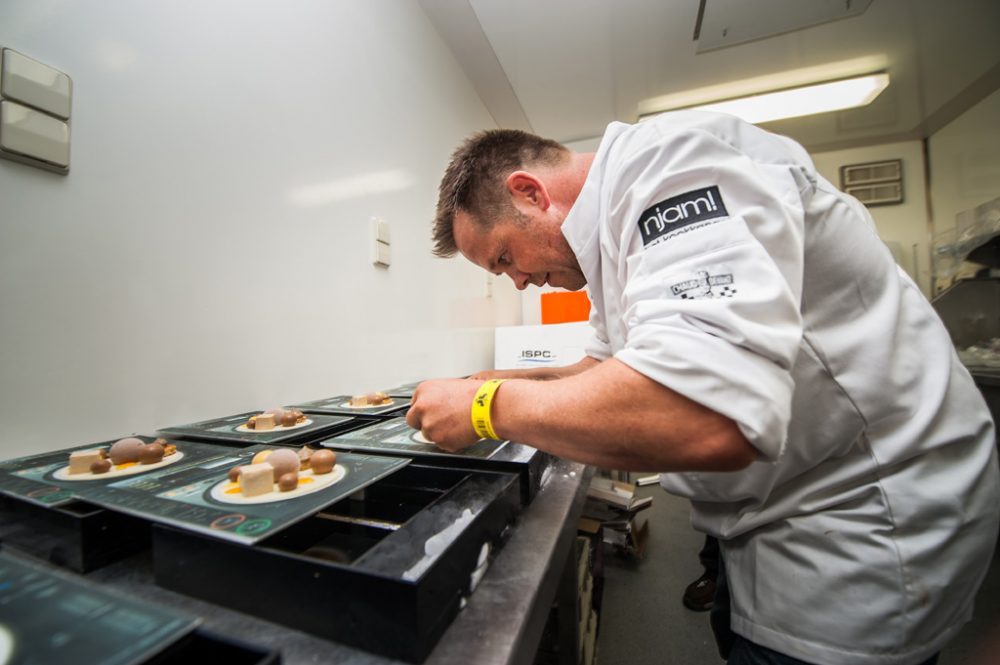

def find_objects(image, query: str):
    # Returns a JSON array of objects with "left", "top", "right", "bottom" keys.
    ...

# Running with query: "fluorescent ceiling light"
[{"left": 639, "top": 72, "right": 890, "bottom": 124}]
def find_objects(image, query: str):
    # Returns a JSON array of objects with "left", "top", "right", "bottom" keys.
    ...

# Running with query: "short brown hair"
[{"left": 433, "top": 129, "right": 568, "bottom": 257}]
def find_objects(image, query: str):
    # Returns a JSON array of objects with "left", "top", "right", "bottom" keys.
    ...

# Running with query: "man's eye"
[{"left": 498, "top": 253, "right": 510, "bottom": 266}]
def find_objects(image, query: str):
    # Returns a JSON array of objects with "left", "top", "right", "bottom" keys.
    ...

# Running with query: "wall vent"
[{"left": 840, "top": 159, "right": 903, "bottom": 206}]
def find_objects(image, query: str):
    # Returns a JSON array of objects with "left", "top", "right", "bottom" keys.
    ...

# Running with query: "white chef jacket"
[{"left": 560, "top": 111, "right": 1000, "bottom": 665}]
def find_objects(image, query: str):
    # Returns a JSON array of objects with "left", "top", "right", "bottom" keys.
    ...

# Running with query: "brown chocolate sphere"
[
  {"left": 90, "top": 459, "right": 112, "bottom": 474},
  {"left": 310, "top": 449, "right": 336, "bottom": 474},
  {"left": 278, "top": 472, "right": 298, "bottom": 492},
  {"left": 280, "top": 410, "right": 299, "bottom": 427},
  {"left": 267, "top": 448, "right": 300, "bottom": 482},
  {"left": 109, "top": 437, "right": 145, "bottom": 465},
  {"left": 228, "top": 465, "right": 245, "bottom": 483},
  {"left": 139, "top": 442, "right": 165, "bottom": 464}
]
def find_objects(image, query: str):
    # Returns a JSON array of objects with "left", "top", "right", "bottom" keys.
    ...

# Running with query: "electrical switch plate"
[
  {"left": 372, "top": 240, "right": 391, "bottom": 267},
  {"left": 1, "top": 48, "right": 72, "bottom": 119},
  {"left": 371, "top": 217, "right": 391, "bottom": 244},
  {"left": 0, "top": 100, "right": 70, "bottom": 172},
  {"left": 370, "top": 217, "right": 390, "bottom": 267}
]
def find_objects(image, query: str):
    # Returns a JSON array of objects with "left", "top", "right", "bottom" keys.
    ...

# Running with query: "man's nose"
[{"left": 505, "top": 267, "right": 530, "bottom": 290}]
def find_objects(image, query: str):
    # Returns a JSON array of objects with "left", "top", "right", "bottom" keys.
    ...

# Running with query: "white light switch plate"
[
  {"left": 0, "top": 100, "right": 70, "bottom": 168},
  {"left": 372, "top": 240, "right": 391, "bottom": 267},
  {"left": 1, "top": 48, "right": 72, "bottom": 119},
  {"left": 371, "top": 217, "right": 390, "bottom": 244}
]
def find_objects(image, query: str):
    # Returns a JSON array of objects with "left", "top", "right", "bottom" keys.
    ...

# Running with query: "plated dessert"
[
  {"left": 237, "top": 408, "right": 311, "bottom": 432},
  {"left": 344, "top": 392, "right": 393, "bottom": 408},
  {"left": 54, "top": 437, "right": 184, "bottom": 480},
  {"left": 211, "top": 446, "right": 344, "bottom": 504}
]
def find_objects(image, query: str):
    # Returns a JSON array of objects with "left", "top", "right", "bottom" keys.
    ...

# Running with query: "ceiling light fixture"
[{"left": 638, "top": 72, "right": 890, "bottom": 124}]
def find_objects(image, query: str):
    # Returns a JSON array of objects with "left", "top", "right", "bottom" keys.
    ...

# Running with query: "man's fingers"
[{"left": 405, "top": 403, "right": 421, "bottom": 430}]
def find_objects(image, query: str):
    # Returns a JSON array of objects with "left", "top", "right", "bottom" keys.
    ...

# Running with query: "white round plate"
[
  {"left": 338, "top": 400, "right": 395, "bottom": 409},
  {"left": 209, "top": 465, "right": 346, "bottom": 504},
  {"left": 0, "top": 624, "right": 13, "bottom": 665},
  {"left": 235, "top": 417, "right": 313, "bottom": 433},
  {"left": 53, "top": 451, "right": 185, "bottom": 481},
  {"left": 410, "top": 432, "right": 486, "bottom": 446}
]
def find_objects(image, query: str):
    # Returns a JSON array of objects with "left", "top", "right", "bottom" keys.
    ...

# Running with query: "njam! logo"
[{"left": 638, "top": 186, "right": 728, "bottom": 247}]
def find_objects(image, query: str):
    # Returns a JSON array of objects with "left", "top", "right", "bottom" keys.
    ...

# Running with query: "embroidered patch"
[
  {"left": 638, "top": 186, "right": 729, "bottom": 247},
  {"left": 670, "top": 270, "right": 736, "bottom": 299}
]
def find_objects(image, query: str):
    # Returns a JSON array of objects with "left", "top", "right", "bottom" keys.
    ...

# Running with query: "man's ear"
[{"left": 506, "top": 171, "right": 550, "bottom": 211}]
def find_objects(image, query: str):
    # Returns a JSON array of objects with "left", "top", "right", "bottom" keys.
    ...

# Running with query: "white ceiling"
[{"left": 419, "top": 0, "right": 1000, "bottom": 151}]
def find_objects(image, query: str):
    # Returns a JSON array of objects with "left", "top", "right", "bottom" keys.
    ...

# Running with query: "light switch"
[
  {"left": 1, "top": 49, "right": 72, "bottom": 119},
  {"left": 370, "top": 217, "right": 390, "bottom": 267},
  {"left": 372, "top": 238, "right": 391, "bottom": 267},
  {"left": 0, "top": 100, "right": 70, "bottom": 168},
  {"left": 371, "top": 217, "right": 391, "bottom": 244}
]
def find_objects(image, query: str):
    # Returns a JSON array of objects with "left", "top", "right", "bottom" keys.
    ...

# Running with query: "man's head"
[{"left": 433, "top": 129, "right": 589, "bottom": 291}]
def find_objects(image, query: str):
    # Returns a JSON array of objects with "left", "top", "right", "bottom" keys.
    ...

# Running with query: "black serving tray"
[
  {"left": 0, "top": 436, "right": 246, "bottom": 572},
  {"left": 152, "top": 464, "right": 521, "bottom": 662},
  {"left": 0, "top": 549, "right": 280, "bottom": 664},
  {"left": 145, "top": 629, "right": 281, "bottom": 665},
  {"left": 319, "top": 417, "right": 550, "bottom": 505},
  {"left": 157, "top": 411, "right": 360, "bottom": 447},
  {"left": 380, "top": 380, "right": 422, "bottom": 398},
  {"left": 0, "top": 496, "right": 149, "bottom": 572},
  {"left": 289, "top": 393, "right": 411, "bottom": 418}
]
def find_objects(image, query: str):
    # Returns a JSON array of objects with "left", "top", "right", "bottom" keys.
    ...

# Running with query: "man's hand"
[{"left": 406, "top": 378, "right": 484, "bottom": 452}]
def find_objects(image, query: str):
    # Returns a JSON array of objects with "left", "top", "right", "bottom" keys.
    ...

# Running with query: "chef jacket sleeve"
[
  {"left": 607, "top": 127, "right": 807, "bottom": 461},
  {"left": 584, "top": 293, "right": 613, "bottom": 361}
]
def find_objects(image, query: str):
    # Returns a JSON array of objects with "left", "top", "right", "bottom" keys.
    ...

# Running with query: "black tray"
[
  {"left": 0, "top": 436, "right": 243, "bottom": 572},
  {"left": 145, "top": 629, "right": 281, "bottom": 665},
  {"left": 157, "top": 411, "right": 359, "bottom": 447},
  {"left": 289, "top": 394, "right": 411, "bottom": 418},
  {"left": 0, "top": 496, "right": 149, "bottom": 572},
  {"left": 152, "top": 464, "right": 520, "bottom": 662},
  {"left": 0, "top": 549, "right": 280, "bottom": 664},
  {"left": 380, "top": 380, "right": 423, "bottom": 398},
  {"left": 319, "top": 417, "right": 550, "bottom": 504}
]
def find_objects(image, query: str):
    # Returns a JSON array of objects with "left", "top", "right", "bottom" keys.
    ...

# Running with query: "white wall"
[
  {"left": 0, "top": 0, "right": 522, "bottom": 459},
  {"left": 810, "top": 141, "right": 931, "bottom": 295},
  {"left": 928, "top": 88, "right": 1000, "bottom": 290}
]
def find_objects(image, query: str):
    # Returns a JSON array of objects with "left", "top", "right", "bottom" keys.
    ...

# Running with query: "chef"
[{"left": 406, "top": 111, "right": 1000, "bottom": 665}]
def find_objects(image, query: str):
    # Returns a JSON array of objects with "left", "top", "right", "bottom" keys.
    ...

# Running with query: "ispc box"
[
  {"left": 152, "top": 464, "right": 520, "bottom": 662},
  {"left": 494, "top": 321, "right": 590, "bottom": 371},
  {"left": 319, "top": 417, "right": 549, "bottom": 505}
]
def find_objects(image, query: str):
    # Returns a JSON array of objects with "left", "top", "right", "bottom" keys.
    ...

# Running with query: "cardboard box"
[{"left": 493, "top": 321, "right": 591, "bottom": 370}]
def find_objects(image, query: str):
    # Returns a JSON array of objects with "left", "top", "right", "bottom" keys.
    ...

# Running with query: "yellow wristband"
[{"left": 471, "top": 379, "right": 507, "bottom": 440}]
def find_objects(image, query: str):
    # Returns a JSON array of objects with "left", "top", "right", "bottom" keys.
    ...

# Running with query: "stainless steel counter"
[{"left": 86, "top": 458, "right": 592, "bottom": 665}]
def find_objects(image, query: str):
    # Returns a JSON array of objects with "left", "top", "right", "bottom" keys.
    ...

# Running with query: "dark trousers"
[
  {"left": 710, "top": 549, "right": 940, "bottom": 665},
  {"left": 699, "top": 534, "right": 720, "bottom": 577}
]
